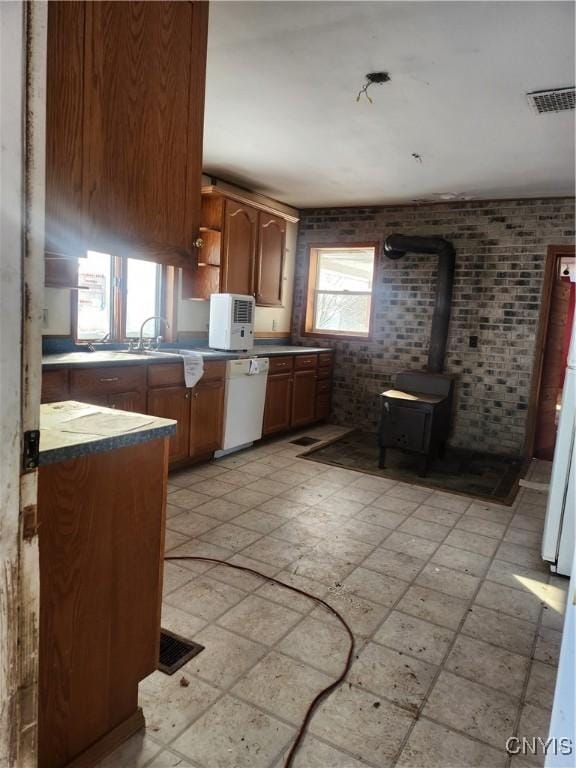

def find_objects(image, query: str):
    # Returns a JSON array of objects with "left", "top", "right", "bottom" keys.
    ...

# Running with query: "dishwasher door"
[{"left": 220, "top": 358, "right": 270, "bottom": 451}]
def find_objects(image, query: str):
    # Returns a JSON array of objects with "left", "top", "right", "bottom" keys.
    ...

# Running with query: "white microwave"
[{"left": 208, "top": 293, "right": 255, "bottom": 351}]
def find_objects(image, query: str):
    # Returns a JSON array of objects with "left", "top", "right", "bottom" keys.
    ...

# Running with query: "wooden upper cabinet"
[
  {"left": 45, "top": 1, "right": 208, "bottom": 269},
  {"left": 220, "top": 200, "right": 258, "bottom": 296},
  {"left": 256, "top": 212, "right": 286, "bottom": 306}
]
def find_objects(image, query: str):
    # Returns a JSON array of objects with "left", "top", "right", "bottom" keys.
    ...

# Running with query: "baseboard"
[{"left": 65, "top": 708, "right": 145, "bottom": 768}]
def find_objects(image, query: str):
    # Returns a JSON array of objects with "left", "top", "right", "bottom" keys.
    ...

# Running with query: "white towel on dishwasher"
[{"left": 179, "top": 350, "right": 204, "bottom": 388}]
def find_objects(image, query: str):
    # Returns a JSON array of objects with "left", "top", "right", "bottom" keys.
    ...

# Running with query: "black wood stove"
[{"left": 378, "top": 234, "right": 457, "bottom": 476}]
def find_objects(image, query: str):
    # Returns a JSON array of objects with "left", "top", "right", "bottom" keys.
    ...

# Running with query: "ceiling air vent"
[{"left": 526, "top": 87, "right": 575, "bottom": 115}]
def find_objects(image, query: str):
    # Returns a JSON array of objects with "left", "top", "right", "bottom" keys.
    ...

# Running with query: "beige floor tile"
[
  {"left": 314, "top": 535, "right": 376, "bottom": 564},
  {"left": 534, "top": 626, "right": 562, "bottom": 666},
  {"left": 192, "top": 479, "right": 239, "bottom": 498},
  {"left": 232, "top": 650, "right": 331, "bottom": 724},
  {"left": 332, "top": 485, "right": 380, "bottom": 505},
  {"left": 343, "top": 566, "right": 409, "bottom": 606},
  {"left": 269, "top": 521, "right": 323, "bottom": 547},
  {"left": 162, "top": 562, "right": 196, "bottom": 597},
  {"left": 255, "top": 570, "right": 328, "bottom": 614},
  {"left": 222, "top": 487, "right": 272, "bottom": 509},
  {"left": 240, "top": 535, "right": 310, "bottom": 568},
  {"left": 517, "top": 703, "right": 552, "bottom": 766},
  {"left": 231, "top": 508, "right": 285, "bottom": 534},
  {"left": 374, "top": 610, "right": 454, "bottom": 665},
  {"left": 214, "top": 453, "right": 252, "bottom": 469},
  {"left": 396, "top": 718, "right": 507, "bottom": 768},
  {"left": 423, "top": 670, "right": 518, "bottom": 744},
  {"left": 164, "top": 575, "right": 246, "bottom": 622},
  {"left": 171, "top": 694, "right": 294, "bottom": 768},
  {"left": 190, "top": 624, "right": 267, "bottom": 688},
  {"left": 314, "top": 495, "right": 365, "bottom": 515},
  {"left": 139, "top": 666, "right": 220, "bottom": 744},
  {"left": 525, "top": 660, "right": 558, "bottom": 709},
  {"left": 396, "top": 585, "right": 469, "bottom": 630},
  {"left": 509, "top": 513, "right": 544, "bottom": 533},
  {"left": 385, "top": 483, "right": 433, "bottom": 503},
  {"left": 362, "top": 547, "right": 427, "bottom": 582},
  {"left": 287, "top": 550, "right": 356, "bottom": 586},
  {"left": 257, "top": 497, "right": 310, "bottom": 518},
  {"left": 244, "top": 478, "right": 291, "bottom": 497},
  {"left": 398, "top": 516, "right": 452, "bottom": 543},
  {"left": 475, "top": 580, "right": 542, "bottom": 623},
  {"left": 268, "top": 468, "right": 313, "bottom": 486},
  {"left": 455, "top": 515, "right": 507, "bottom": 539},
  {"left": 335, "top": 518, "right": 392, "bottom": 545},
  {"left": 380, "top": 531, "right": 439, "bottom": 560},
  {"left": 217, "top": 468, "right": 259, "bottom": 487},
  {"left": 281, "top": 483, "right": 334, "bottom": 505},
  {"left": 309, "top": 683, "right": 414, "bottom": 766},
  {"left": 371, "top": 494, "right": 420, "bottom": 515},
  {"left": 350, "top": 641, "right": 437, "bottom": 711},
  {"left": 95, "top": 732, "right": 162, "bottom": 767},
  {"left": 273, "top": 735, "right": 368, "bottom": 768},
  {"left": 426, "top": 492, "right": 471, "bottom": 514},
  {"left": 485, "top": 559, "right": 549, "bottom": 592},
  {"left": 504, "top": 527, "right": 542, "bottom": 549},
  {"left": 146, "top": 751, "right": 196, "bottom": 767},
  {"left": 415, "top": 562, "right": 480, "bottom": 600},
  {"left": 241, "top": 461, "right": 278, "bottom": 478},
  {"left": 496, "top": 542, "right": 545, "bottom": 570},
  {"left": 165, "top": 503, "right": 185, "bottom": 520},
  {"left": 310, "top": 587, "right": 390, "bottom": 636},
  {"left": 445, "top": 635, "right": 529, "bottom": 698},
  {"left": 412, "top": 504, "right": 462, "bottom": 527},
  {"left": 167, "top": 488, "right": 213, "bottom": 510},
  {"left": 461, "top": 605, "right": 537, "bottom": 656},
  {"left": 277, "top": 615, "right": 351, "bottom": 676},
  {"left": 164, "top": 529, "right": 191, "bottom": 553},
  {"left": 215, "top": 554, "right": 281, "bottom": 591},
  {"left": 465, "top": 501, "right": 513, "bottom": 524},
  {"left": 193, "top": 497, "right": 246, "bottom": 522},
  {"left": 217, "top": 594, "right": 301, "bottom": 645},
  {"left": 431, "top": 544, "right": 491, "bottom": 577},
  {"left": 351, "top": 474, "right": 398, "bottom": 492},
  {"left": 166, "top": 510, "right": 220, "bottom": 537},
  {"left": 355, "top": 505, "right": 408, "bottom": 529},
  {"left": 541, "top": 599, "right": 566, "bottom": 631},
  {"left": 443, "top": 528, "right": 500, "bottom": 557},
  {"left": 160, "top": 603, "right": 207, "bottom": 638},
  {"left": 198, "top": 523, "right": 262, "bottom": 551},
  {"left": 166, "top": 539, "right": 234, "bottom": 567}
]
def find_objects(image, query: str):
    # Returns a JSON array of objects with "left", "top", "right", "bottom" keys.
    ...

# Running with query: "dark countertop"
[
  {"left": 42, "top": 345, "right": 333, "bottom": 370},
  {"left": 39, "top": 401, "right": 177, "bottom": 465}
]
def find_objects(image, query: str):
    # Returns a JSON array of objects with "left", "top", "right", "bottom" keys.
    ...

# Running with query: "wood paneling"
[
  {"left": 148, "top": 363, "right": 186, "bottom": 389},
  {"left": 220, "top": 200, "right": 258, "bottom": 296},
  {"left": 148, "top": 386, "right": 191, "bottom": 463},
  {"left": 42, "top": 370, "right": 70, "bottom": 403},
  {"left": 190, "top": 380, "right": 225, "bottom": 457},
  {"left": 38, "top": 438, "right": 168, "bottom": 767},
  {"left": 256, "top": 212, "right": 285, "bottom": 306},
  {"left": 263, "top": 373, "right": 292, "bottom": 435},
  {"left": 291, "top": 369, "right": 317, "bottom": 427}
]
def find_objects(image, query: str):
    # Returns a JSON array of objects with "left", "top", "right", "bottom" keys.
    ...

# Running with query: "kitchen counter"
[
  {"left": 40, "top": 400, "right": 176, "bottom": 465},
  {"left": 42, "top": 345, "right": 333, "bottom": 369}
]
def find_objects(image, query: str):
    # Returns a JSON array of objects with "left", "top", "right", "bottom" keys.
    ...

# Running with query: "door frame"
[{"left": 524, "top": 244, "right": 576, "bottom": 459}]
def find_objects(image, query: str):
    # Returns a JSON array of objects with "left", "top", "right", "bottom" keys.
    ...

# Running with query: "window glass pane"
[
  {"left": 317, "top": 248, "right": 374, "bottom": 292},
  {"left": 77, "top": 250, "right": 112, "bottom": 341},
  {"left": 125, "top": 258, "right": 160, "bottom": 338},
  {"left": 314, "top": 292, "right": 371, "bottom": 334}
]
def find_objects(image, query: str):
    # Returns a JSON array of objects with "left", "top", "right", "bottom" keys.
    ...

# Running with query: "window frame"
[
  {"left": 73, "top": 254, "right": 173, "bottom": 343},
  {"left": 302, "top": 242, "right": 379, "bottom": 340}
]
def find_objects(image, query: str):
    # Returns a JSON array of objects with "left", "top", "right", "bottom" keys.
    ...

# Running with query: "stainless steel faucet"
[{"left": 133, "top": 316, "right": 170, "bottom": 351}]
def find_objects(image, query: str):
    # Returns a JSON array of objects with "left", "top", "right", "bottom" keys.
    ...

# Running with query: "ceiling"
[{"left": 203, "top": 1, "right": 575, "bottom": 208}]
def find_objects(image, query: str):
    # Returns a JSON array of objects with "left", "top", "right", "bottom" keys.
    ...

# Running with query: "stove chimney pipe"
[{"left": 384, "top": 234, "right": 455, "bottom": 374}]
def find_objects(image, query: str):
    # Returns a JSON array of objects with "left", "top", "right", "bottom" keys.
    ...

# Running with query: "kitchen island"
[{"left": 38, "top": 402, "right": 176, "bottom": 768}]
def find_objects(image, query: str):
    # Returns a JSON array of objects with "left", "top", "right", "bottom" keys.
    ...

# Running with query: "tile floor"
[{"left": 99, "top": 426, "right": 567, "bottom": 768}]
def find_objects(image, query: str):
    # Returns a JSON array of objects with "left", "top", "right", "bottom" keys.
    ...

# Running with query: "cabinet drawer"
[
  {"left": 42, "top": 369, "right": 69, "bottom": 403},
  {"left": 316, "top": 378, "right": 331, "bottom": 395},
  {"left": 318, "top": 352, "right": 333, "bottom": 367},
  {"left": 317, "top": 366, "right": 332, "bottom": 381},
  {"left": 294, "top": 354, "right": 318, "bottom": 370},
  {"left": 148, "top": 363, "right": 185, "bottom": 388},
  {"left": 70, "top": 365, "right": 146, "bottom": 396},
  {"left": 268, "top": 355, "right": 294, "bottom": 373},
  {"left": 201, "top": 361, "right": 226, "bottom": 381}
]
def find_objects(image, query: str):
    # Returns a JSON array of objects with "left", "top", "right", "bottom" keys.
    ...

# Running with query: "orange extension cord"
[{"left": 164, "top": 555, "right": 355, "bottom": 768}]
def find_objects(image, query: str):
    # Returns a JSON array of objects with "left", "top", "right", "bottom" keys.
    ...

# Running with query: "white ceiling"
[{"left": 203, "top": 1, "right": 575, "bottom": 208}]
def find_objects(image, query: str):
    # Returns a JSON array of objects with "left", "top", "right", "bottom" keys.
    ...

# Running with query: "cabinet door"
[
  {"left": 263, "top": 373, "right": 293, "bottom": 436},
  {"left": 108, "top": 391, "right": 147, "bottom": 414},
  {"left": 82, "top": 1, "right": 208, "bottom": 267},
  {"left": 291, "top": 370, "right": 317, "bottom": 428},
  {"left": 190, "top": 380, "right": 225, "bottom": 457},
  {"left": 147, "top": 387, "right": 191, "bottom": 464},
  {"left": 256, "top": 213, "right": 286, "bottom": 306},
  {"left": 220, "top": 200, "right": 258, "bottom": 295}
]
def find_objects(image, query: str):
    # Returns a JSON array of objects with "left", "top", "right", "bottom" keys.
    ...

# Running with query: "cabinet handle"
[
  {"left": 185, "top": 392, "right": 190, "bottom": 399},
  {"left": 99, "top": 376, "right": 119, "bottom": 383},
  {"left": 193, "top": 237, "right": 204, "bottom": 249}
]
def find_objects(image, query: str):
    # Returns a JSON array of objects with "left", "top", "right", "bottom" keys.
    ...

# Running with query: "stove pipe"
[{"left": 384, "top": 234, "right": 455, "bottom": 374}]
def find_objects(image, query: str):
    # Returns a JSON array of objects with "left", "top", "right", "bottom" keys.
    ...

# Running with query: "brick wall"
[{"left": 292, "top": 198, "right": 575, "bottom": 457}]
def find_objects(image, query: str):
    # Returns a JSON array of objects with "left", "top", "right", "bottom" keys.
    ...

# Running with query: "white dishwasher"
[{"left": 215, "top": 357, "right": 270, "bottom": 456}]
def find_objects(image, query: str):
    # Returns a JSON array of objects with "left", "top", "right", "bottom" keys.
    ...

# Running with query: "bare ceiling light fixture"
[{"left": 356, "top": 71, "right": 391, "bottom": 103}]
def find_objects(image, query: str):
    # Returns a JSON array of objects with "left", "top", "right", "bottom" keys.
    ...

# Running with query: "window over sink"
[
  {"left": 304, "top": 244, "right": 376, "bottom": 338},
  {"left": 76, "top": 251, "right": 162, "bottom": 342}
]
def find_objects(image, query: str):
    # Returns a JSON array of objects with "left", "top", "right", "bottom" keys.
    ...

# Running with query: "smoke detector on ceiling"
[{"left": 526, "top": 87, "right": 575, "bottom": 114}]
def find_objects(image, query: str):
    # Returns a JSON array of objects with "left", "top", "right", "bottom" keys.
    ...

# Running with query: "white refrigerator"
[{"left": 542, "top": 313, "right": 576, "bottom": 577}]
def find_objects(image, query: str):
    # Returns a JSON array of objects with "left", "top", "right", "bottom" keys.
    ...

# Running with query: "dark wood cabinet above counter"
[
  {"left": 45, "top": 1, "right": 208, "bottom": 274},
  {"left": 181, "top": 187, "right": 296, "bottom": 303}
]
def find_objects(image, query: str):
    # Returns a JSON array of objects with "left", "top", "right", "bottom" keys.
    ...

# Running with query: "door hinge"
[{"left": 23, "top": 429, "right": 40, "bottom": 470}]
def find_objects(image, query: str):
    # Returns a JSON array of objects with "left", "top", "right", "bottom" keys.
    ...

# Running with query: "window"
[
  {"left": 76, "top": 251, "right": 162, "bottom": 341},
  {"left": 305, "top": 245, "right": 376, "bottom": 337}
]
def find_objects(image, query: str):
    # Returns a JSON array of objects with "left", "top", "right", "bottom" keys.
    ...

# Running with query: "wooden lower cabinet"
[
  {"left": 291, "top": 369, "right": 318, "bottom": 427},
  {"left": 190, "top": 379, "right": 225, "bottom": 457},
  {"left": 147, "top": 386, "right": 191, "bottom": 463},
  {"left": 263, "top": 372, "right": 293, "bottom": 435}
]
